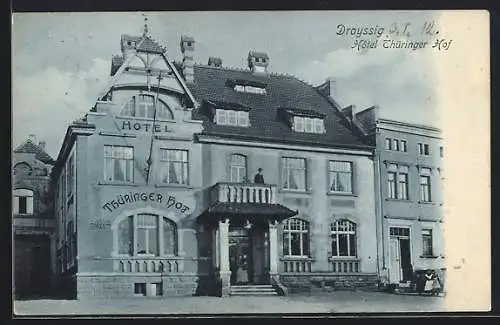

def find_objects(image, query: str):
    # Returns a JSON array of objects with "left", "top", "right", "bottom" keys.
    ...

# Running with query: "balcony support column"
[
  {"left": 217, "top": 218, "right": 231, "bottom": 296},
  {"left": 268, "top": 220, "right": 279, "bottom": 276}
]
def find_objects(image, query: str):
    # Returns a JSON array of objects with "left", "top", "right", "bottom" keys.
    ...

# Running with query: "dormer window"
[
  {"left": 293, "top": 116, "right": 325, "bottom": 134},
  {"left": 215, "top": 109, "right": 249, "bottom": 127},
  {"left": 120, "top": 94, "right": 174, "bottom": 120},
  {"left": 234, "top": 84, "right": 267, "bottom": 95}
]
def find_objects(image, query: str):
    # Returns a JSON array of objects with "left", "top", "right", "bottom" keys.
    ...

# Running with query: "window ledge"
[
  {"left": 154, "top": 184, "right": 193, "bottom": 189},
  {"left": 420, "top": 255, "right": 440, "bottom": 259},
  {"left": 98, "top": 181, "right": 139, "bottom": 187},
  {"left": 329, "top": 257, "right": 360, "bottom": 261},
  {"left": 385, "top": 198, "right": 411, "bottom": 202},
  {"left": 281, "top": 256, "right": 314, "bottom": 261},
  {"left": 417, "top": 201, "right": 440, "bottom": 206},
  {"left": 327, "top": 191, "right": 357, "bottom": 197},
  {"left": 279, "top": 189, "right": 313, "bottom": 195}
]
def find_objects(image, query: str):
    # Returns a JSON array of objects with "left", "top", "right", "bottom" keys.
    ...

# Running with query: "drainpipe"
[{"left": 373, "top": 133, "right": 386, "bottom": 278}]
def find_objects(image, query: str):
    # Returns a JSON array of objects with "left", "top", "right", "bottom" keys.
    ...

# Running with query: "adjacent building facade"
[
  {"left": 51, "top": 28, "right": 381, "bottom": 299},
  {"left": 12, "top": 135, "right": 56, "bottom": 298},
  {"left": 354, "top": 109, "right": 445, "bottom": 288}
]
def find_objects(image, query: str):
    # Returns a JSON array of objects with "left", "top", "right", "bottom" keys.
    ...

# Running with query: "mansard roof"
[
  {"left": 187, "top": 64, "right": 372, "bottom": 150},
  {"left": 14, "top": 139, "right": 55, "bottom": 165}
]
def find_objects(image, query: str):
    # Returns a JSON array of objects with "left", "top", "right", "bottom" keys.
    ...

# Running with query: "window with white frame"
[
  {"left": 329, "top": 161, "right": 353, "bottom": 193},
  {"left": 215, "top": 109, "right": 250, "bottom": 127},
  {"left": 120, "top": 94, "right": 174, "bottom": 120},
  {"left": 400, "top": 140, "right": 407, "bottom": 152},
  {"left": 418, "top": 143, "right": 430, "bottom": 155},
  {"left": 385, "top": 138, "right": 407, "bottom": 152},
  {"left": 330, "top": 219, "right": 357, "bottom": 257},
  {"left": 293, "top": 116, "right": 324, "bottom": 134},
  {"left": 229, "top": 154, "right": 247, "bottom": 183},
  {"left": 104, "top": 145, "right": 134, "bottom": 183},
  {"left": 117, "top": 213, "right": 177, "bottom": 256},
  {"left": 283, "top": 218, "right": 310, "bottom": 257},
  {"left": 422, "top": 229, "right": 433, "bottom": 257},
  {"left": 387, "top": 163, "right": 409, "bottom": 200},
  {"left": 13, "top": 188, "right": 34, "bottom": 215},
  {"left": 159, "top": 149, "right": 189, "bottom": 185},
  {"left": 282, "top": 157, "right": 307, "bottom": 191},
  {"left": 419, "top": 167, "right": 432, "bottom": 202},
  {"left": 234, "top": 84, "right": 267, "bottom": 94}
]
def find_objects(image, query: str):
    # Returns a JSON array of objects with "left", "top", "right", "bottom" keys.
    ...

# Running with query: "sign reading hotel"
[
  {"left": 102, "top": 192, "right": 190, "bottom": 214},
  {"left": 120, "top": 120, "right": 169, "bottom": 133}
]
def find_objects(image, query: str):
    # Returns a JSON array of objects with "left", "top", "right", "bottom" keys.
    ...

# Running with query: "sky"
[{"left": 12, "top": 11, "right": 442, "bottom": 158}]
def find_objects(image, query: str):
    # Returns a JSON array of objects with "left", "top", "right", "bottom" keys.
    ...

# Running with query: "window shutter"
[
  {"left": 351, "top": 160, "right": 357, "bottom": 195},
  {"left": 306, "top": 158, "right": 314, "bottom": 192},
  {"left": 27, "top": 196, "right": 34, "bottom": 214},
  {"left": 13, "top": 196, "right": 19, "bottom": 214},
  {"left": 278, "top": 155, "right": 284, "bottom": 188},
  {"left": 225, "top": 153, "right": 232, "bottom": 182}
]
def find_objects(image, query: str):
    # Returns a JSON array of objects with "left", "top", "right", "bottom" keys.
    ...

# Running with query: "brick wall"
[
  {"left": 77, "top": 274, "right": 199, "bottom": 299},
  {"left": 280, "top": 274, "right": 379, "bottom": 293}
]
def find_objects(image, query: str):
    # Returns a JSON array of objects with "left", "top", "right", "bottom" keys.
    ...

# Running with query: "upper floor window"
[
  {"left": 117, "top": 213, "right": 177, "bottom": 257},
  {"left": 330, "top": 219, "right": 357, "bottom": 257},
  {"left": 234, "top": 84, "right": 267, "bottom": 95},
  {"left": 387, "top": 163, "right": 409, "bottom": 200},
  {"left": 419, "top": 167, "right": 432, "bottom": 202},
  {"left": 385, "top": 138, "right": 407, "bottom": 152},
  {"left": 329, "top": 161, "right": 353, "bottom": 193},
  {"left": 13, "top": 188, "right": 34, "bottom": 215},
  {"left": 104, "top": 145, "right": 134, "bottom": 183},
  {"left": 293, "top": 116, "right": 324, "bottom": 134},
  {"left": 215, "top": 109, "right": 249, "bottom": 127},
  {"left": 283, "top": 218, "right": 310, "bottom": 257},
  {"left": 440, "top": 146, "right": 444, "bottom": 157},
  {"left": 121, "top": 94, "right": 174, "bottom": 120},
  {"left": 282, "top": 157, "right": 307, "bottom": 191},
  {"left": 66, "top": 154, "right": 75, "bottom": 197},
  {"left": 160, "top": 149, "right": 189, "bottom": 185},
  {"left": 418, "top": 143, "right": 430, "bottom": 156},
  {"left": 229, "top": 154, "right": 247, "bottom": 183}
]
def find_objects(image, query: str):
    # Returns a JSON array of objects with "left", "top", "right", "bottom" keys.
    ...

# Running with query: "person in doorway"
[
  {"left": 254, "top": 168, "right": 265, "bottom": 184},
  {"left": 423, "top": 270, "right": 434, "bottom": 295},
  {"left": 236, "top": 254, "right": 249, "bottom": 284}
]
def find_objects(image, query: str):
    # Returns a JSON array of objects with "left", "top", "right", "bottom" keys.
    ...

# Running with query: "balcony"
[
  {"left": 211, "top": 182, "right": 277, "bottom": 204},
  {"left": 281, "top": 258, "right": 313, "bottom": 273}
]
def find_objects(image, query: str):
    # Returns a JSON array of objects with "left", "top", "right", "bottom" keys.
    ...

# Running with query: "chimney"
[
  {"left": 29, "top": 134, "right": 37, "bottom": 144},
  {"left": 316, "top": 77, "right": 337, "bottom": 99},
  {"left": 208, "top": 56, "right": 222, "bottom": 68},
  {"left": 38, "top": 141, "right": 46, "bottom": 151},
  {"left": 180, "top": 35, "right": 195, "bottom": 83},
  {"left": 248, "top": 51, "right": 269, "bottom": 74}
]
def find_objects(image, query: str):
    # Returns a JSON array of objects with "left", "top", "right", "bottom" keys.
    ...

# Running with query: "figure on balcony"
[{"left": 254, "top": 168, "right": 265, "bottom": 184}]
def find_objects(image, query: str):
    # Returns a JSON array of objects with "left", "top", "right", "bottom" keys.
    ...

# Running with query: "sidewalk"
[{"left": 13, "top": 291, "right": 447, "bottom": 316}]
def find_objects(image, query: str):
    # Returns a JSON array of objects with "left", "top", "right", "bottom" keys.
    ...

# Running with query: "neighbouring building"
[
  {"left": 12, "top": 135, "right": 56, "bottom": 298},
  {"left": 52, "top": 25, "right": 381, "bottom": 299},
  {"left": 354, "top": 108, "right": 445, "bottom": 289}
]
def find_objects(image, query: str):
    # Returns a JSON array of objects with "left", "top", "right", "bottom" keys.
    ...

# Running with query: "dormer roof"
[{"left": 14, "top": 139, "right": 55, "bottom": 165}]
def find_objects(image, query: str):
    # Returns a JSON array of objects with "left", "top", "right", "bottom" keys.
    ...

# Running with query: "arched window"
[
  {"left": 229, "top": 154, "right": 247, "bottom": 183},
  {"left": 282, "top": 218, "right": 310, "bottom": 257},
  {"left": 330, "top": 219, "right": 357, "bottom": 257},
  {"left": 117, "top": 213, "right": 177, "bottom": 256},
  {"left": 120, "top": 94, "right": 174, "bottom": 120},
  {"left": 13, "top": 188, "right": 34, "bottom": 215}
]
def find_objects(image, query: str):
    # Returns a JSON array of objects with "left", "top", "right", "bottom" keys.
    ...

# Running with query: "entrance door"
[
  {"left": 389, "top": 227, "right": 412, "bottom": 283},
  {"left": 229, "top": 227, "right": 252, "bottom": 285}
]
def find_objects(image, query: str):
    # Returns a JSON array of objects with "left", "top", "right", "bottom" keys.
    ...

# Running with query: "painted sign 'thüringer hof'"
[{"left": 12, "top": 21, "right": 444, "bottom": 299}]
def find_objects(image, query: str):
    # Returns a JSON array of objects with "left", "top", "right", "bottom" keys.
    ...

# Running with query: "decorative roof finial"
[{"left": 142, "top": 13, "right": 149, "bottom": 36}]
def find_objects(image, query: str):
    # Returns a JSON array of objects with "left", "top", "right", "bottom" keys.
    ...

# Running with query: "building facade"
[
  {"left": 12, "top": 135, "right": 56, "bottom": 298},
  {"left": 52, "top": 28, "right": 381, "bottom": 299},
  {"left": 354, "top": 108, "right": 445, "bottom": 288}
]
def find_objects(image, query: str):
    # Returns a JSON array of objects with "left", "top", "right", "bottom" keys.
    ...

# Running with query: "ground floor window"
[
  {"left": 282, "top": 218, "right": 310, "bottom": 257},
  {"left": 117, "top": 213, "right": 177, "bottom": 256},
  {"left": 330, "top": 219, "right": 357, "bottom": 257}
]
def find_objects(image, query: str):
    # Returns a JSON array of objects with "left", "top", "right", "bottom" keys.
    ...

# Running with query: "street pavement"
[{"left": 13, "top": 291, "right": 448, "bottom": 316}]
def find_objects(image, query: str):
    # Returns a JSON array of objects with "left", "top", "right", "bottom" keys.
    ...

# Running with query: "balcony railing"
[
  {"left": 330, "top": 258, "right": 361, "bottom": 273},
  {"left": 282, "top": 258, "right": 313, "bottom": 273},
  {"left": 211, "top": 182, "right": 277, "bottom": 204}
]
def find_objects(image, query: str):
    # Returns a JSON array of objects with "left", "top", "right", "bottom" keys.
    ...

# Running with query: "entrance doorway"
[
  {"left": 389, "top": 227, "right": 412, "bottom": 283},
  {"left": 229, "top": 227, "right": 252, "bottom": 284}
]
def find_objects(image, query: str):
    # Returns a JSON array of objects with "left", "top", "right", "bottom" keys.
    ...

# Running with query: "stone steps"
[{"left": 230, "top": 285, "right": 279, "bottom": 296}]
